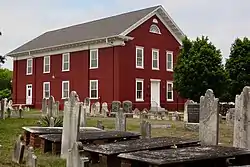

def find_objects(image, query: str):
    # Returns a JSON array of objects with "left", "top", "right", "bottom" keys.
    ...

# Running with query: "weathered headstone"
[
  {"left": 187, "top": 104, "right": 200, "bottom": 123},
  {"left": 184, "top": 100, "right": 194, "bottom": 122},
  {"left": 26, "top": 146, "right": 37, "bottom": 167},
  {"left": 18, "top": 105, "right": 23, "bottom": 118},
  {"left": 132, "top": 108, "right": 140, "bottom": 119},
  {"left": 83, "top": 97, "right": 90, "bottom": 115},
  {"left": 233, "top": 86, "right": 250, "bottom": 149},
  {"left": 67, "top": 142, "right": 89, "bottom": 167},
  {"left": 115, "top": 108, "right": 126, "bottom": 131},
  {"left": 199, "top": 89, "right": 219, "bottom": 145},
  {"left": 226, "top": 108, "right": 235, "bottom": 125},
  {"left": 96, "top": 120, "right": 104, "bottom": 130},
  {"left": 53, "top": 101, "right": 60, "bottom": 117},
  {"left": 140, "top": 120, "right": 151, "bottom": 139},
  {"left": 80, "top": 104, "right": 87, "bottom": 127},
  {"left": 111, "top": 101, "right": 121, "bottom": 113},
  {"left": 47, "top": 96, "right": 55, "bottom": 118},
  {"left": 95, "top": 102, "right": 101, "bottom": 116},
  {"left": 12, "top": 135, "right": 25, "bottom": 164},
  {"left": 49, "top": 117, "right": 55, "bottom": 127},
  {"left": 90, "top": 103, "right": 97, "bottom": 117},
  {"left": 123, "top": 100, "right": 132, "bottom": 113},
  {"left": 101, "top": 102, "right": 108, "bottom": 117},
  {"left": 41, "top": 98, "right": 48, "bottom": 116},
  {"left": 61, "top": 91, "right": 81, "bottom": 159}
]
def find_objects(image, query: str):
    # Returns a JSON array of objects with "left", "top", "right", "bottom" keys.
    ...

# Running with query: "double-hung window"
[
  {"left": 43, "top": 56, "right": 50, "bottom": 73},
  {"left": 90, "top": 80, "right": 98, "bottom": 99},
  {"left": 152, "top": 49, "right": 159, "bottom": 70},
  {"left": 166, "top": 51, "right": 173, "bottom": 71},
  {"left": 62, "top": 81, "right": 70, "bottom": 99},
  {"left": 62, "top": 53, "right": 70, "bottom": 71},
  {"left": 43, "top": 82, "right": 50, "bottom": 98},
  {"left": 26, "top": 58, "right": 33, "bottom": 75},
  {"left": 136, "top": 79, "right": 144, "bottom": 101},
  {"left": 166, "top": 81, "right": 174, "bottom": 101},
  {"left": 136, "top": 46, "right": 144, "bottom": 68},
  {"left": 90, "top": 49, "right": 98, "bottom": 69}
]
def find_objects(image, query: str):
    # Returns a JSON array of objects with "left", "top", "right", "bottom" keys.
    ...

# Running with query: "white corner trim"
[{"left": 13, "top": 40, "right": 126, "bottom": 61}]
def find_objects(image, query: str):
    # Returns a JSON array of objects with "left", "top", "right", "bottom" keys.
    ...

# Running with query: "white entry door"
[
  {"left": 26, "top": 84, "right": 32, "bottom": 104},
  {"left": 151, "top": 80, "right": 160, "bottom": 107}
]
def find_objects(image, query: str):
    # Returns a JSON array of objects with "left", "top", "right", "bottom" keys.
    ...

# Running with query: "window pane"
[
  {"left": 28, "top": 59, "right": 32, "bottom": 66},
  {"left": 91, "top": 90, "right": 97, "bottom": 98},
  {"left": 63, "top": 54, "right": 69, "bottom": 62},
  {"left": 167, "top": 92, "right": 172, "bottom": 99},
  {"left": 137, "top": 82, "right": 142, "bottom": 90},
  {"left": 153, "top": 52, "right": 158, "bottom": 59},
  {"left": 153, "top": 60, "right": 158, "bottom": 68},
  {"left": 45, "top": 91, "right": 49, "bottom": 98},
  {"left": 168, "top": 62, "right": 172, "bottom": 69},
  {"left": 168, "top": 54, "right": 172, "bottom": 61},
  {"left": 91, "top": 82, "right": 96, "bottom": 89},
  {"left": 168, "top": 84, "right": 173, "bottom": 91},
  {"left": 64, "top": 62, "right": 69, "bottom": 70},
  {"left": 45, "top": 57, "right": 50, "bottom": 64},
  {"left": 137, "top": 91, "right": 142, "bottom": 99},
  {"left": 91, "top": 51, "right": 97, "bottom": 59},
  {"left": 91, "top": 60, "right": 97, "bottom": 67}
]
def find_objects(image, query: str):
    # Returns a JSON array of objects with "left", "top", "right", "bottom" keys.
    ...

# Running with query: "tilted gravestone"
[
  {"left": 199, "top": 89, "right": 219, "bottom": 145},
  {"left": 233, "top": 86, "right": 250, "bottom": 149},
  {"left": 12, "top": 135, "right": 25, "bottom": 164},
  {"left": 61, "top": 91, "right": 81, "bottom": 159},
  {"left": 80, "top": 104, "right": 87, "bottom": 127},
  {"left": 115, "top": 108, "right": 126, "bottom": 131},
  {"left": 26, "top": 146, "right": 37, "bottom": 167},
  {"left": 187, "top": 104, "right": 200, "bottom": 123},
  {"left": 122, "top": 100, "right": 132, "bottom": 113},
  {"left": 140, "top": 120, "right": 151, "bottom": 139}
]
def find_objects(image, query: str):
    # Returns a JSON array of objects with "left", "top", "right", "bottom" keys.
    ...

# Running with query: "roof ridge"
[{"left": 46, "top": 5, "right": 161, "bottom": 33}]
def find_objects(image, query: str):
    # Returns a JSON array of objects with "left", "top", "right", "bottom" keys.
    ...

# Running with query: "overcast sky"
[{"left": 0, "top": 0, "right": 249, "bottom": 70}]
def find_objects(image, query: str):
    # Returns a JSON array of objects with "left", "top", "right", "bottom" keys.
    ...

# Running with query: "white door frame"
[
  {"left": 26, "top": 84, "right": 32, "bottom": 104},
  {"left": 150, "top": 79, "right": 161, "bottom": 107}
]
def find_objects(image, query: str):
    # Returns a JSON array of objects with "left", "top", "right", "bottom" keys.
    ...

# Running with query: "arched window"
[{"left": 149, "top": 24, "right": 161, "bottom": 34}]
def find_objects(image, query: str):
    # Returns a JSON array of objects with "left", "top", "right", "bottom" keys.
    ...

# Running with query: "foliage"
[
  {"left": 0, "top": 88, "right": 11, "bottom": 99},
  {"left": 40, "top": 115, "right": 63, "bottom": 127},
  {"left": 0, "top": 68, "right": 12, "bottom": 99},
  {"left": 174, "top": 36, "right": 228, "bottom": 102},
  {"left": 225, "top": 37, "right": 250, "bottom": 100}
]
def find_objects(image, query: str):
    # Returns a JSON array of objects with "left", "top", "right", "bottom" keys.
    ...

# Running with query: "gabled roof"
[{"left": 7, "top": 5, "right": 185, "bottom": 57}]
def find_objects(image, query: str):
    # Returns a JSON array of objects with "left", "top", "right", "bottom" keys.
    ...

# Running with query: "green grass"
[{"left": 0, "top": 113, "right": 233, "bottom": 167}]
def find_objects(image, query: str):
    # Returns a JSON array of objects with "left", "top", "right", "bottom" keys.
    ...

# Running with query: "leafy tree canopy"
[
  {"left": 225, "top": 37, "right": 250, "bottom": 99},
  {"left": 174, "top": 36, "right": 228, "bottom": 102}
]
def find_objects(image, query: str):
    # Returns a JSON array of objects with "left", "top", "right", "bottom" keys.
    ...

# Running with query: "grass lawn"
[{"left": 0, "top": 112, "right": 233, "bottom": 167}]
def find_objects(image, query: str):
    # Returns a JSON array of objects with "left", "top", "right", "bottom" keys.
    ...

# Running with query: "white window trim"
[
  {"left": 62, "top": 81, "right": 70, "bottom": 99},
  {"left": 152, "top": 49, "right": 159, "bottom": 70},
  {"left": 90, "top": 49, "right": 99, "bottom": 69},
  {"left": 136, "top": 46, "right": 144, "bottom": 69},
  {"left": 136, "top": 78, "right": 144, "bottom": 102},
  {"left": 166, "top": 51, "right": 173, "bottom": 72},
  {"left": 89, "top": 80, "right": 99, "bottom": 99},
  {"left": 149, "top": 24, "right": 161, "bottom": 34},
  {"left": 166, "top": 81, "right": 174, "bottom": 101},
  {"left": 43, "top": 56, "right": 50, "bottom": 73},
  {"left": 26, "top": 58, "right": 33, "bottom": 75},
  {"left": 62, "top": 53, "right": 70, "bottom": 72},
  {"left": 43, "top": 82, "right": 50, "bottom": 99}
]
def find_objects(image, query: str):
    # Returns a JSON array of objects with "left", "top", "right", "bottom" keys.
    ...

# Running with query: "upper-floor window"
[
  {"left": 62, "top": 81, "right": 70, "bottom": 99},
  {"left": 43, "top": 82, "right": 50, "bottom": 98},
  {"left": 166, "top": 51, "right": 173, "bottom": 71},
  {"left": 43, "top": 56, "right": 50, "bottom": 73},
  {"left": 149, "top": 24, "right": 161, "bottom": 34},
  {"left": 167, "top": 81, "right": 174, "bottom": 101},
  {"left": 26, "top": 58, "right": 33, "bottom": 75},
  {"left": 62, "top": 53, "right": 70, "bottom": 72},
  {"left": 136, "top": 79, "right": 144, "bottom": 101},
  {"left": 136, "top": 46, "right": 144, "bottom": 69},
  {"left": 90, "top": 80, "right": 98, "bottom": 99},
  {"left": 152, "top": 49, "right": 159, "bottom": 70},
  {"left": 90, "top": 49, "right": 98, "bottom": 69}
]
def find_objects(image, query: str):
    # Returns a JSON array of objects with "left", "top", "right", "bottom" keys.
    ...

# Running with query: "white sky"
[{"left": 0, "top": 0, "right": 249, "bottom": 70}]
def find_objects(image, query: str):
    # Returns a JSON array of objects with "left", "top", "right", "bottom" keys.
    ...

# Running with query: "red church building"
[{"left": 7, "top": 5, "right": 186, "bottom": 111}]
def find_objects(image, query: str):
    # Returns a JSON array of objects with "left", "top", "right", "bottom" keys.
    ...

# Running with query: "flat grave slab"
[
  {"left": 118, "top": 145, "right": 250, "bottom": 167},
  {"left": 81, "top": 137, "right": 200, "bottom": 167},
  {"left": 39, "top": 131, "right": 141, "bottom": 154}
]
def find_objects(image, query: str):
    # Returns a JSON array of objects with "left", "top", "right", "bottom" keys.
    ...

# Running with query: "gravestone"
[
  {"left": 96, "top": 120, "right": 104, "bottom": 130},
  {"left": 101, "top": 102, "right": 108, "bottom": 117},
  {"left": 199, "top": 89, "right": 219, "bottom": 145},
  {"left": 123, "top": 100, "right": 132, "bottom": 113},
  {"left": 41, "top": 98, "right": 48, "bottom": 116},
  {"left": 67, "top": 142, "right": 88, "bottom": 167},
  {"left": 61, "top": 91, "right": 81, "bottom": 159},
  {"left": 187, "top": 104, "right": 200, "bottom": 123},
  {"left": 53, "top": 101, "right": 60, "bottom": 117},
  {"left": 49, "top": 117, "right": 55, "bottom": 127},
  {"left": 140, "top": 120, "right": 151, "bottom": 139},
  {"left": 47, "top": 96, "right": 55, "bottom": 118},
  {"left": 132, "top": 108, "right": 140, "bottom": 119},
  {"left": 90, "top": 103, "right": 97, "bottom": 117},
  {"left": 83, "top": 97, "right": 90, "bottom": 115},
  {"left": 115, "top": 108, "right": 126, "bottom": 131},
  {"left": 233, "top": 86, "right": 250, "bottom": 149},
  {"left": 95, "top": 102, "right": 101, "bottom": 116},
  {"left": 12, "top": 135, "right": 25, "bottom": 164},
  {"left": 226, "top": 108, "right": 235, "bottom": 125},
  {"left": 184, "top": 100, "right": 194, "bottom": 122},
  {"left": 80, "top": 104, "right": 87, "bottom": 127},
  {"left": 111, "top": 101, "right": 121, "bottom": 113},
  {"left": 26, "top": 146, "right": 37, "bottom": 167}
]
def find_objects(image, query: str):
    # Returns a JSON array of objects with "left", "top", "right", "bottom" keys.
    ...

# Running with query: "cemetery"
[{"left": 1, "top": 88, "right": 250, "bottom": 166}]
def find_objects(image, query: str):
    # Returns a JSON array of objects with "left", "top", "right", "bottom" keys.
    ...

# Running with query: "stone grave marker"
[
  {"left": 184, "top": 100, "right": 194, "bottom": 122},
  {"left": 83, "top": 97, "right": 90, "bottom": 116},
  {"left": 123, "top": 100, "right": 132, "bottom": 113},
  {"left": 26, "top": 146, "right": 37, "bottom": 167},
  {"left": 199, "top": 89, "right": 219, "bottom": 145},
  {"left": 140, "top": 120, "right": 151, "bottom": 139},
  {"left": 187, "top": 103, "right": 200, "bottom": 123},
  {"left": 18, "top": 105, "right": 23, "bottom": 118},
  {"left": 132, "top": 108, "right": 140, "bottom": 119},
  {"left": 90, "top": 103, "right": 97, "bottom": 117},
  {"left": 12, "top": 135, "right": 25, "bottom": 164},
  {"left": 96, "top": 120, "right": 104, "bottom": 130},
  {"left": 53, "top": 101, "right": 60, "bottom": 117},
  {"left": 111, "top": 101, "right": 121, "bottom": 113},
  {"left": 101, "top": 102, "right": 108, "bottom": 117},
  {"left": 80, "top": 104, "right": 87, "bottom": 127},
  {"left": 61, "top": 91, "right": 81, "bottom": 159},
  {"left": 67, "top": 142, "right": 88, "bottom": 167},
  {"left": 115, "top": 108, "right": 126, "bottom": 131},
  {"left": 95, "top": 102, "right": 101, "bottom": 116},
  {"left": 41, "top": 98, "right": 48, "bottom": 116},
  {"left": 233, "top": 86, "right": 250, "bottom": 149},
  {"left": 49, "top": 117, "right": 55, "bottom": 127},
  {"left": 226, "top": 108, "right": 235, "bottom": 125},
  {"left": 47, "top": 96, "right": 55, "bottom": 118}
]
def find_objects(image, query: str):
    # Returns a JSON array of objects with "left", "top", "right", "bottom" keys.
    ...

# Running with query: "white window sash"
[
  {"left": 166, "top": 51, "right": 173, "bottom": 71},
  {"left": 136, "top": 46, "right": 144, "bottom": 69},
  {"left": 89, "top": 80, "right": 98, "bottom": 99},
  {"left": 166, "top": 81, "right": 174, "bottom": 101},
  {"left": 152, "top": 49, "right": 159, "bottom": 70},
  {"left": 26, "top": 59, "right": 33, "bottom": 75},
  {"left": 43, "top": 56, "right": 50, "bottom": 73},
  {"left": 90, "top": 49, "right": 98, "bottom": 69},
  {"left": 62, "top": 81, "right": 69, "bottom": 99},
  {"left": 136, "top": 79, "right": 144, "bottom": 101},
  {"left": 62, "top": 53, "right": 70, "bottom": 71}
]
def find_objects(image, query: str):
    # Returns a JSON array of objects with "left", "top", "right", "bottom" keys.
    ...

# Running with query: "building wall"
[{"left": 117, "top": 15, "right": 186, "bottom": 110}]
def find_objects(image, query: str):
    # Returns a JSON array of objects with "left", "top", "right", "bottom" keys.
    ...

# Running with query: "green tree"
[
  {"left": 174, "top": 36, "right": 228, "bottom": 102},
  {"left": 0, "top": 68, "right": 12, "bottom": 99},
  {"left": 225, "top": 37, "right": 250, "bottom": 99}
]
